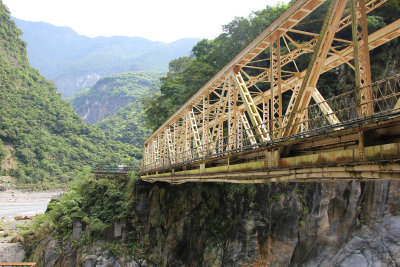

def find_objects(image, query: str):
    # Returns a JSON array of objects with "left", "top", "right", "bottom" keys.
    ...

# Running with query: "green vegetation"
[
  {"left": 0, "top": 1, "right": 141, "bottom": 185},
  {"left": 46, "top": 170, "right": 131, "bottom": 238},
  {"left": 0, "top": 139, "right": 4, "bottom": 162},
  {"left": 21, "top": 170, "right": 137, "bottom": 255},
  {"left": 96, "top": 101, "right": 151, "bottom": 147}
]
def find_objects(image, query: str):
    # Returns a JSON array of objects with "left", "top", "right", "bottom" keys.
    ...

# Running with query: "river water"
[{"left": 0, "top": 190, "right": 61, "bottom": 218}]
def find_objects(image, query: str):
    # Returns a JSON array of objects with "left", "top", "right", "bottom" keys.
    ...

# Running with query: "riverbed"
[{"left": 0, "top": 190, "right": 61, "bottom": 218}]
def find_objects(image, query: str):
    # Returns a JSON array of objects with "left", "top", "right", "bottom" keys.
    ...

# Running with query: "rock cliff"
[{"left": 29, "top": 180, "right": 400, "bottom": 266}]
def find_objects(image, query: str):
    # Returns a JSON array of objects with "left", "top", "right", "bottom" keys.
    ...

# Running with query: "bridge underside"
[{"left": 142, "top": 115, "right": 400, "bottom": 183}]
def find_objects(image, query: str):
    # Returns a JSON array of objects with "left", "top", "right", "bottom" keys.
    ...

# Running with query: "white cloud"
[{"left": 3, "top": 0, "right": 287, "bottom": 42}]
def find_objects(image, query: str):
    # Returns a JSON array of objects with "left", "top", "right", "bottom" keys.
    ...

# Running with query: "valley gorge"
[{"left": 1, "top": 0, "right": 400, "bottom": 265}]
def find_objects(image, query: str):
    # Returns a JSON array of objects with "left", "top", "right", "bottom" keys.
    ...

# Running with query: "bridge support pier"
[
  {"left": 265, "top": 149, "right": 281, "bottom": 169},
  {"left": 200, "top": 163, "right": 205, "bottom": 174},
  {"left": 359, "top": 129, "right": 365, "bottom": 161}
]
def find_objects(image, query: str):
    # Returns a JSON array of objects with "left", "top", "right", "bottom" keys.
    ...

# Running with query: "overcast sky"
[{"left": 3, "top": 0, "right": 287, "bottom": 43}]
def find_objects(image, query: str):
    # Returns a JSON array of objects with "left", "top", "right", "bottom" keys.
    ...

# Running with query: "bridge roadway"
[{"left": 140, "top": 0, "right": 400, "bottom": 183}]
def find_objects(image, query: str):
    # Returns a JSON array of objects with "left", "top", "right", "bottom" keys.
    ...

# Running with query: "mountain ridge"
[{"left": 13, "top": 17, "right": 199, "bottom": 97}]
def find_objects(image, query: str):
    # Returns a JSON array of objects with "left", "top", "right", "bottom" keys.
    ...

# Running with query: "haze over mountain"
[
  {"left": 70, "top": 71, "right": 161, "bottom": 125},
  {"left": 13, "top": 18, "right": 200, "bottom": 97}
]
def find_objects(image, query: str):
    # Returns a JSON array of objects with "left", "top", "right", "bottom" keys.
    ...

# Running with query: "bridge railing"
[
  {"left": 91, "top": 165, "right": 131, "bottom": 174},
  {"left": 141, "top": 74, "right": 400, "bottom": 173}
]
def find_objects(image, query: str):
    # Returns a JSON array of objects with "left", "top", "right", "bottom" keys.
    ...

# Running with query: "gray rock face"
[
  {"left": 28, "top": 181, "right": 400, "bottom": 267},
  {"left": 0, "top": 243, "right": 25, "bottom": 262}
]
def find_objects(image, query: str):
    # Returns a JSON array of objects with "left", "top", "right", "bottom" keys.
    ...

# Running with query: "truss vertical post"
[
  {"left": 173, "top": 122, "right": 178, "bottom": 164},
  {"left": 237, "top": 114, "right": 243, "bottom": 149},
  {"left": 143, "top": 143, "right": 149, "bottom": 169},
  {"left": 189, "top": 108, "right": 202, "bottom": 157},
  {"left": 270, "top": 34, "right": 282, "bottom": 139},
  {"left": 177, "top": 118, "right": 185, "bottom": 163},
  {"left": 185, "top": 110, "right": 192, "bottom": 161},
  {"left": 202, "top": 94, "right": 209, "bottom": 156},
  {"left": 262, "top": 97, "right": 270, "bottom": 134},
  {"left": 228, "top": 76, "right": 238, "bottom": 151},
  {"left": 158, "top": 132, "right": 165, "bottom": 168},
  {"left": 153, "top": 136, "right": 159, "bottom": 168},
  {"left": 217, "top": 123, "right": 224, "bottom": 153},
  {"left": 351, "top": 0, "right": 373, "bottom": 117},
  {"left": 166, "top": 127, "right": 175, "bottom": 164}
]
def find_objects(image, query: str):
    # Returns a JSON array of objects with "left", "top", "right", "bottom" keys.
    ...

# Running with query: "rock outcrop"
[
  {"left": 29, "top": 180, "right": 400, "bottom": 266},
  {"left": 0, "top": 243, "right": 25, "bottom": 262}
]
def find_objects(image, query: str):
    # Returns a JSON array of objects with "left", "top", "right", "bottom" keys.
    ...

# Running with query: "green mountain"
[
  {"left": 96, "top": 101, "right": 151, "bottom": 148},
  {"left": 0, "top": 1, "right": 140, "bottom": 185},
  {"left": 70, "top": 71, "right": 162, "bottom": 125},
  {"left": 12, "top": 17, "right": 199, "bottom": 98}
]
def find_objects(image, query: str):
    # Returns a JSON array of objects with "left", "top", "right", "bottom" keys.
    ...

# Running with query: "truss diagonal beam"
[
  {"left": 283, "top": 0, "right": 348, "bottom": 137},
  {"left": 311, "top": 88, "right": 340, "bottom": 125},
  {"left": 233, "top": 70, "right": 270, "bottom": 142}
]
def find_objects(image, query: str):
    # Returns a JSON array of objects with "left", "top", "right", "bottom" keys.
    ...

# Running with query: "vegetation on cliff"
[{"left": 0, "top": 1, "right": 141, "bottom": 185}]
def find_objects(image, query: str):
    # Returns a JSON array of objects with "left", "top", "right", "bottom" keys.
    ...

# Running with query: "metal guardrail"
[
  {"left": 91, "top": 165, "right": 131, "bottom": 174},
  {"left": 141, "top": 74, "right": 400, "bottom": 173}
]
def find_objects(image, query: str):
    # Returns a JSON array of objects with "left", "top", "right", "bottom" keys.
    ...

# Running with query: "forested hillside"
[
  {"left": 13, "top": 18, "right": 199, "bottom": 98},
  {"left": 0, "top": 1, "right": 141, "bottom": 185},
  {"left": 143, "top": 0, "right": 400, "bottom": 131},
  {"left": 96, "top": 101, "right": 151, "bottom": 148},
  {"left": 70, "top": 71, "right": 161, "bottom": 125}
]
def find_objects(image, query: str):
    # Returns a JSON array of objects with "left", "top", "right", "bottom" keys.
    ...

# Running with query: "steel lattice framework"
[{"left": 141, "top": 0, "right": 400, "bottom": 174}]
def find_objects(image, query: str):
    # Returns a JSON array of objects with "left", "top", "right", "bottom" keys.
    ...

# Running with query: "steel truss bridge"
[{"left": 140, "top": 0, "right": 400, "bottom": 183}]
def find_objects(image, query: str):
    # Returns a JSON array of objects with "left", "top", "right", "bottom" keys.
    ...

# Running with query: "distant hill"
[
  {"left": 70, "top": 71, "right": 162, "bottom": 124},
  {"left": 13, "top": 18, "right": 199, "bottom": 97}
]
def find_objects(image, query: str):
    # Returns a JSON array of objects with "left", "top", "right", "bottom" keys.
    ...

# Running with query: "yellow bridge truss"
[{"left": 141, "top": 0, "right": 400, "bottom": 182}]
